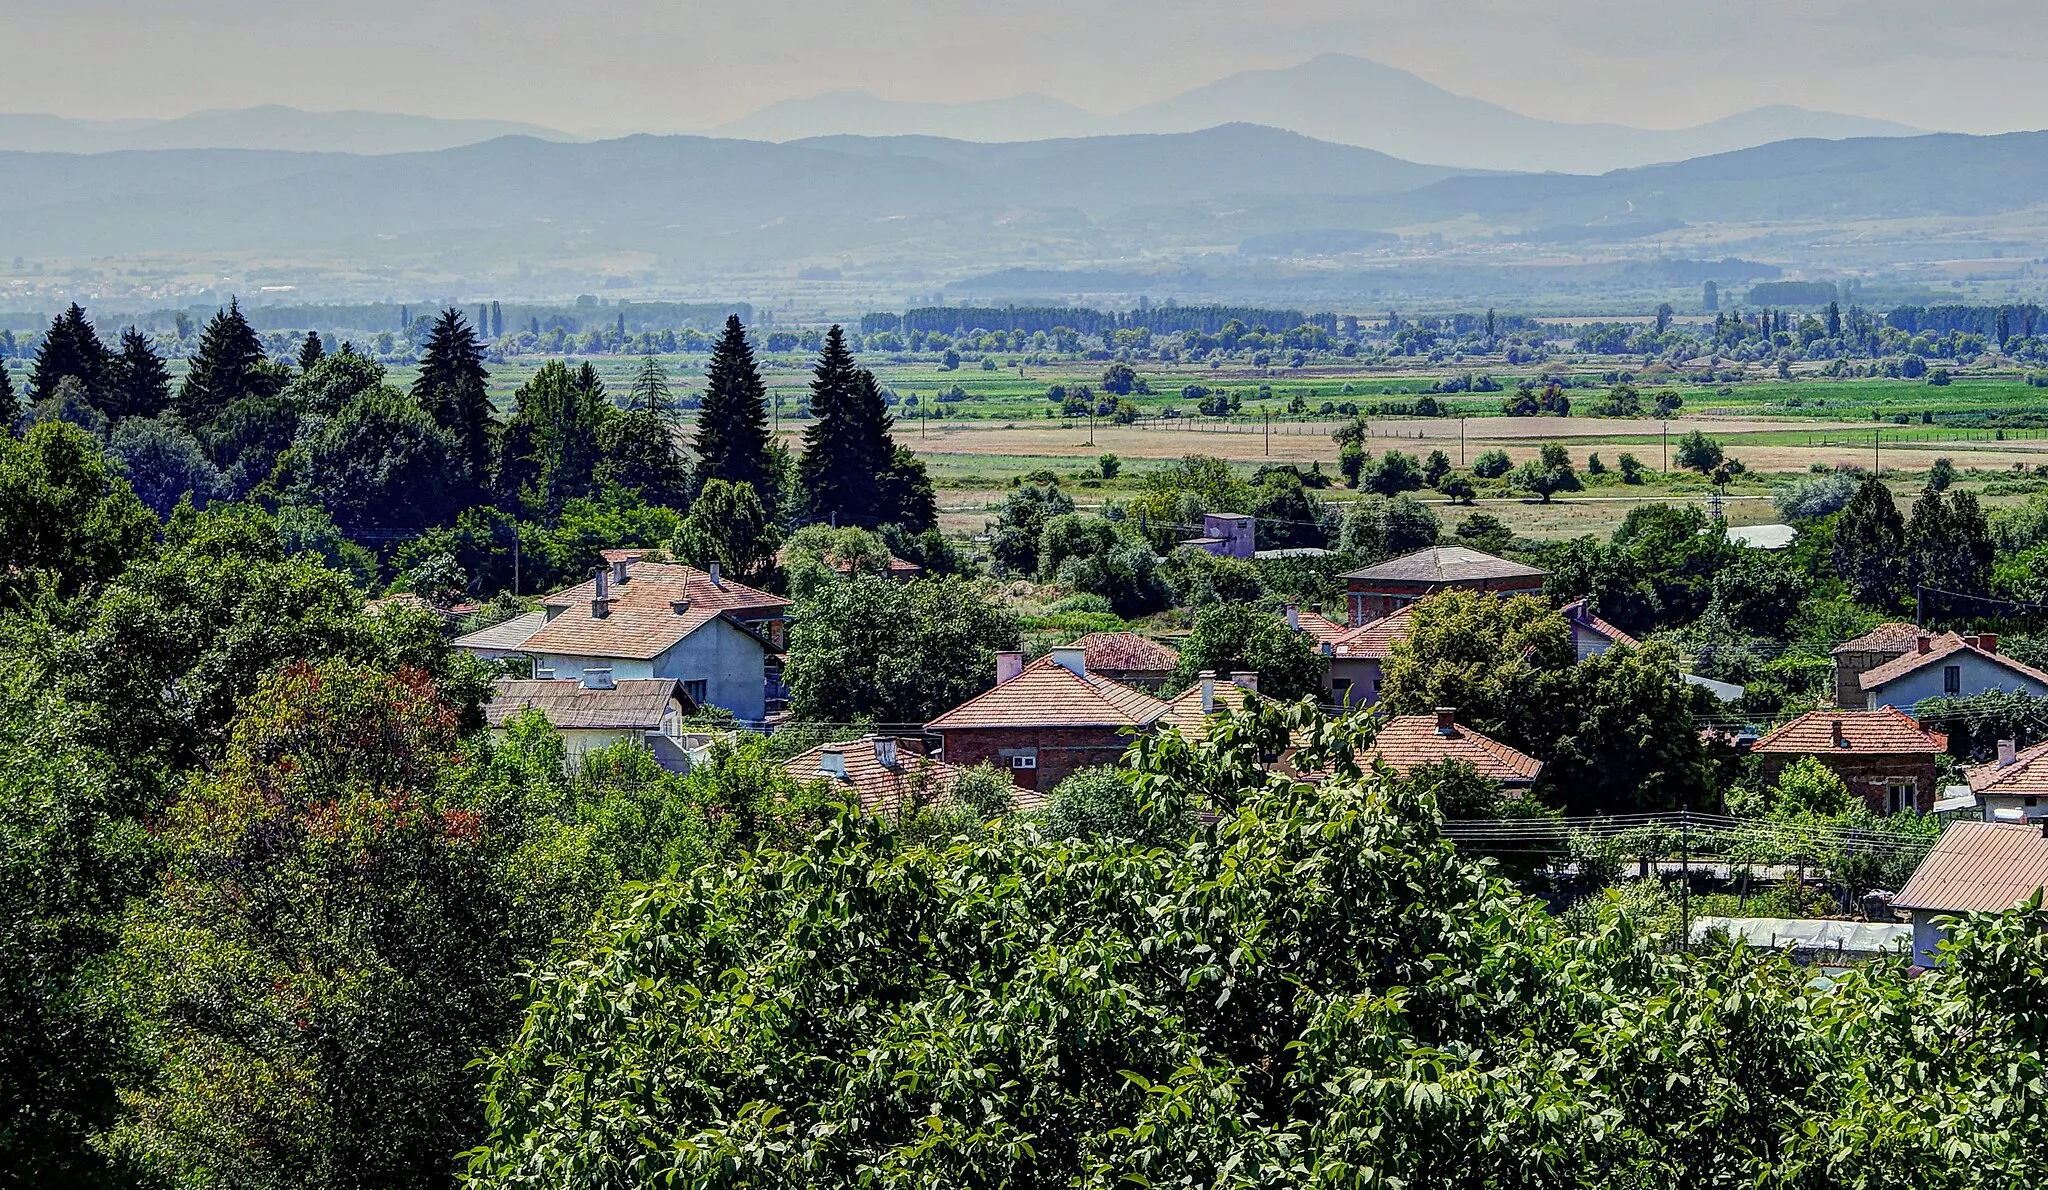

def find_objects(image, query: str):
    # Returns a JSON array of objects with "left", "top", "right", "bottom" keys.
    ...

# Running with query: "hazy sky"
[{"left": 8, "top": 0, "right": 2044, "bottom": 133}]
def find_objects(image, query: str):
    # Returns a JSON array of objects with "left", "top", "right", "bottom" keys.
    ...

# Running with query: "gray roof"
[
  {"left": 484, "top": 678, "right": 686, "bottom": 730},
  {"left": 1894, "top": 821, "right": 2048, "bottom": 913},
  {"left": 453, "top": 610, "right": 547, "bottom": 653},
  {"left": 1340, "top": 545, "right": 1547, "bottom": 585},
  {"left": 1727, "top": 524, "right": 1798, "bottom": 550}
]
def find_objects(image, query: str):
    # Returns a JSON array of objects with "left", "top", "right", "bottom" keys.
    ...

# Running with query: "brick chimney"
[
  {"left": 1978, "top": 632, "right": 1999, "bottom": 654},
  {"left": 1916, "top": 635, "right": 1932, "bottom": 655},
  {"left": 1200, "top": 670, "right": 1216, "bottom": 713},
  {"left": 1832, "top": 718, "right": 1848, "bottom": 749},
  {"left": 591, "top": 567, "right": 612, "bottom": 618},
  {"left": 1051, "top": 645, "right": 1087, "bottom": 679},
  {"left": 995, "top": 652, "right": 1025, "bottom": 685},
  {"left": 1230, "top": 671, "right": 1259, "bottom": 694},
  {"left": 1435, "top": 707, "right": 1458, "bottom": 736}
]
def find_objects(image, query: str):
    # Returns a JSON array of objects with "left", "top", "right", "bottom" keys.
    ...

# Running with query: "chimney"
[
  {"left": 1917, "top": 635, "right": 1932, "bottom": 655},
  {"left": 708, "top": 560, "right": 724, "bottom": 587},
  {"left": 995, "top": 652, "right": 1025, "bottom": 685},
  {"left": 1999, "top": 739, "right": 2019, "bottom": 768},
  {"left": 670, "top": 599, "right": 692, "bottom": 616},
  {"left": 874, "top": 737, "right": 898, "bottom": 767},
  {"left": 818, "top": 747, "right": 846, "bottom": 779},
  {"left": 611, "top": 556, "right": 631, "bottom": 586},
  {"left": 1200, "top": 669, "right": 1217, "bottom": 713},
  {"left": 1285, "top": 603, "right": 1300, "bottom": 630},
  {"left": 581, "top": 667, "right": 614, "bottom": 690},
  {"left": 591, "top": 567, "right": 611, "bottom": 618},
  {"left": 1979, "top": 632, "right": 1999, "bottom": 654},
  {"left": 1435, "top": 707, "right": 1458, "bottom": 736},
  {"left": 1051, "top": 645, "right": 1087, "bottom": 679},
  {"left": 1832, "top": 718, "right": 1848, "bottom": 749},
  {"left": 1230, "top": 671, "right": 1259, "bottom": 694}
]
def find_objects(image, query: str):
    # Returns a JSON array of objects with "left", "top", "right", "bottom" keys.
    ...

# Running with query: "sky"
[{"left": 6, "top": 0, "right": 2044, "bottom": 134}]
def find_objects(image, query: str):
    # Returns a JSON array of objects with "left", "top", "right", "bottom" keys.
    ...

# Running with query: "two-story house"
[
  {"left": 1340, "top": 546, "right": 1547, "bottom": 626},
  {"left": 484, "top": 675, "right": 700, "bottom": 771},
  {"left": 927, "top": 647, "right": 1169, "bottom": 793},
  {"left": 1858, "top": 632, "right": 2048, "bottom": 710}
]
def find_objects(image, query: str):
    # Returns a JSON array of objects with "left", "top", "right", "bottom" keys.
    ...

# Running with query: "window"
[
  {"left": 1331, "top": 678, "right": 1354, "bottom": 704},
  {"left": 1887, "top": 778, "right": 1918, "bottom": 816},
  {"left": 683, "top": 679, "right": 708, "bottom": 706},
  {"left": 1009, "top": 755, "right": 1038, "bottom": 770},
  {"left": 1943, "top": 665, "right": 1962, "bottom": 695}
]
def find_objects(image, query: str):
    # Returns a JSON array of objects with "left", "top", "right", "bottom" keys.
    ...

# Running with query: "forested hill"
[{"left": 1, "top": 125, "right": 2045, "bottom": 276}]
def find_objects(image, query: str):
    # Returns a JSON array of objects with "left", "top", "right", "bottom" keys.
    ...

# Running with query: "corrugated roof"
[
  {"left": 1365, "top": 714, "right": 1543, "bottom": 784},
  {"left": 1340, "top": 546, "right": 1547, "bottom": 586},
  {"left": 1894, "top": 820, "right": 2048, "bottom": 913},
  {"left": 1831, "top": 622, "right": 1923, "bottom": 656},
  {"left": 1860, "top": 633, "right": 2048, "bottom": 692},
  {"left": 1075, "top": 631, "right": 1181, "bottom": 674},
  {"left": 1751, "top": 707, "right": 1947, "bottom": 756},
  {"left": 453, "top": 610, "right": 549, "bottom": 653},
  {"left": 1327, "top": 604, "right": 1417, "bottom": 660},
  {"left": 1968, "top": 740, "right": 2048, "bottom": 798},
  {"left": 927, "top": 655, "right": 1168, "bottom": 731},
  {"left": 484, "top": 678, "right": 684, "bottom": 730}
]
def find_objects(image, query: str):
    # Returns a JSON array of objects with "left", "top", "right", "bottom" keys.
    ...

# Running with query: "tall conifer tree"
[
  {"left": 177, "top": 299, "right": 268, "bottom": 428},
  {"left": 107, "top": 327, "right": 172, "bottom": 422},
  {"left": 0, "top": 363, "right": 18, "bottom": 435},
  {"left": 798, "top": 325, "right": 876, "bottom": 524},
  {"left": 297, "top": 331, "right": 325, "bottom": 372},
  {"left": 693, "top": 315, "right": 774, "bottom": 507},
  {"left": 412, "top": 308, "right": 494, "bottom": 489},
  {"left": 29, "top": 304, "right": 109, "bottom": 405},
  {"left": 1832, "top": 475, "right": 1906, "bottom": 608}
]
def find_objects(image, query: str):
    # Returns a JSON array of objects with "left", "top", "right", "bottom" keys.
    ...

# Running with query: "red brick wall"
[
  {"left": 1757, "top": 751, "right": 1940, "bottom": 815},
  {"left": 935, "top": 726, "right": 1137, "bottom": 793},
  {"left": 1346, "top": 577, "right": 1545, "bottom": 625}
]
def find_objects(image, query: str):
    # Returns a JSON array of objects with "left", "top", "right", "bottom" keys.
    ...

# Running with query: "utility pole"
[
  {"left": 512, "top": 532, "right": 520, "bottom": 596},
  {"left": 1663, "top": 421, "right": 1669, "bottom": 472},
  {"left": 1459, "top": 416, "right": 1465, "bottom": 466},
  {"left": 1873, "top": 430, "right": 1880, "bottom": 475},
  {"left": 1264, "top": 408, "right": 1270, "bottom": 456}
]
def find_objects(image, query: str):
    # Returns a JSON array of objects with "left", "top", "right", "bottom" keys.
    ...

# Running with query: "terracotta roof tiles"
[
  {"left": 1327, "top": 604, "right": 1417, "bottom": 660},
  {"left": 1750, "top": 707, "right": 1947, "bottom": 756},
  {"left": 1859, "top": 633, "right": 2048, "bottom": 692},
  {"left": 1832, "top": 622, "right": 1925, "bottom": 656},
  {"left": 1967, "top": 740, "right": 2048, "bottom": 799},
  {"left": 1560, "top": 598, "right": 1640, "bottom": 649},
  {"left": 484, "top": 678, "right": 686, "bottom": 730},
  {"left": 1893, "top": 821, "right": 2048, "bottom": 913},
  {"left": 1074, "top": 631, "right": 1181, "bottom": 675},
  {"left": 1340, "top": 546, "right": 1547, "bottom": 586},
  {"left": 1155, "top": 679, "right": 1257, "bottom": 745},
  {"left": 1288, "top": 609, "right": 1351, "bottom": 646},
  {"left": 1365, "top": 714, "right": 1543, "bottom": 784},
  {"left": 926, "top": 655, "right": 1169, "bottom": 731},
  {"left": 523, "top": 561, "right": 784, "bottom": 661}
]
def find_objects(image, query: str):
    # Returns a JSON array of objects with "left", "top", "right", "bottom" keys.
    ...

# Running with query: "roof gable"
[
  {"left": 927, "top": 655, "right": 1169, "bottom": 730},
  {"left": 1894, "top": 821, "right": 2048, "bottom": 913},
  {"left": 1860, "top": 634, "right": 2048, "bottom": 691},
  {"left": 1328, "top": 604, "right": 1417, "bottom": 660},
  {"left": 1560, "top": 598, "right": 1640, "bottom": 649},
  {"left": 1075, "top": 631, "right": 1181, "bottom": 674}
]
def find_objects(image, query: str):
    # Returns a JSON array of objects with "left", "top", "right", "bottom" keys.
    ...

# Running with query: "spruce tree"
[
  {"left": 107, "top": 327, "right": 172, "bottom": 422},
  {"left": 628, "top": 357, "right": 671, "bottom": 415},
  {"left": 797, "top": 325, "right": 876, "bottom": 525},
  {"left": 693, "top": 315, "right": 774, "bottom": 506},
  {"left": 0, "top": 363, "right": 18, "bottom": 435},
  {"left": 178, "top": 299, "right": 268, "bottom": 428},
  {"left": 29, "top": 303, "right": 109, "bottom": 405},
  {"left": 298, "top": 331, "right": 325, "bottom": 372},
  {"left": 411, "top": 308, "right": 494, "bottom": 488},
  {"left": 1832, "top": 475, "right": 1905, "bottom": 608}
]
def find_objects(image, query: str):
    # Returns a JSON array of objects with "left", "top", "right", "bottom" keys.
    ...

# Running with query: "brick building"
[
  {"left": 926, "top": 647, "right": 1169, "bottom": 793},
  {"left": 1830, "top": 622, "right": 1922, "bottom": 708},
  {"left": 1751, "top": 708, "right": 1949, "bottom": 816},
  {"left": 1340, "top": 546, "right": 1547, "bottom": 626}
]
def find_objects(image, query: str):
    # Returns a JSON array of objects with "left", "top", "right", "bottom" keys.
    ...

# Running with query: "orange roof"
[
  {"left": 1155, "top": 678, "right": 1257, "bottom": 745},
  {"left": 1288, "top": 609, "right": 1351, "bottom": 646},
  {"left": 541, "top": 561, "right": 788, "bottom": 618},
  {"left": 1832, "top": 622, "right": 1924, "bottom": 656},
  {"left": 523, "top": 561, "right": 786, "bottom": 661},
  {"left": 1967, "top": 740, "right": 2048, "bottom": 799},
  {"left": 1075, "top": 631, "right": 1181, "bottom": 675},
  {"left": 1327, "top": 604, "right": 1417, "bottom": 660},
  {"left": 1894, "top": 821, "right": 2048, "bottom": 913},
  {"left": 1560, "top": 598, "right": 1639, "bottom": 649},
  {"left": 927, "top": 654, "right": 1168, "bottom": 731},
  {"left": 1751, "top": 707, "right": 1947, "bottom": 756},
  {"left": 785, "top": 737, "right": 966, "bottom": 811},
  {"left": 1364, "top": 714, "right": 1543, "bottom": 784},
  {"left": 1859, "top": 633, "right": 2048, "bottom": 692},
  {"left": 1341, "top": 546, "right": 1545, "bottom": 586},
  {"left": 484, "top": 678, "right": 687, "bottom": 730}
]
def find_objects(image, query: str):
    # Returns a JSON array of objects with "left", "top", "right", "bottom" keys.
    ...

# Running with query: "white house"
[
  {"left": 1859, "top": 632, "right": 2048, "bottom": 711},
  {"left": 1892, "top": 820, "right": 2048, "bottom": 966},
  {"left": 1965, "top": 738, "right": 2048, "bottom": 822}
]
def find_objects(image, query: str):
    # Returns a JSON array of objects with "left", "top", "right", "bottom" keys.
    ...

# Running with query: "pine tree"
[
  {"left": 798, "top": 326, "right": 876, "bottom": 524},
  {"left": 1832, "top": 475, "right": 1905, "bottom": 608},
  {"left": 29, "top": 303, "right": 109, "bottom": 405},
  {"left": 178, "top": 299, "right": 268, "bottom": 428},
  {"left": 412, "top": 308, "right": 494, "bottom": 488},
  {"left": 693, "top": 315, "right": 775, "bottom": 507},
  {"left": 628, "top": 357, "right": 671, "bottom": 415},
  {"left": 0, "top": 364, "right": 19, "bottom": 435},
  {"left": 297, "top": 331, "right": 325, "bottom": 372},
  {"left": 107, "top": 327, "right": 172, "bottom": 422}
]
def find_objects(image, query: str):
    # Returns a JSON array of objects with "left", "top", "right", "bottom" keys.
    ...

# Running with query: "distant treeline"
[
  {"left": 861, "top": 305, "right": 1332, "bottom": 336},
  {"left": 0, "top": 300, "right": 754, "bottom": 340},
  {"left": 1745, "top": 281, "right": 1839, "bottom": 306},
  {"left": 1886, "top": 303, "right": 2043, "bottom": 339}
]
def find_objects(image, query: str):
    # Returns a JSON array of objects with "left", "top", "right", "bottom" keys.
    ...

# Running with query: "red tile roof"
[
  {"left": 1967, "top": 740, "right": 2048, "bottom": 799},
  {"left": 1751, "top": 707, "right": 1948, "bottom": 756},
  {"left": 541, "top": 561, "right": 788, "bottom": 618},
  {"left": 1831, "top": 622, "right": 1924, "bottom": 656},
  {"left": 1074, "top": 631, "right": 1181, "bottom": 675},
  {"left": 1340, "top": 546, "right": 1546, "bottom": 586},
  {"left": 1364, "top": 714, "right": 1543, "bottom": 784},
  {"left": 1859, "top": 633, "right": 2048, "bottom": 692},
  {"left": 1327, "top": 604, "right": 1417, "bottom": 660},
  {"left": 524, "top": 561, "right": 786, "bottom": 661},
  {"left": 484, "top": 678, "right": 686, "bottom": 730},
  {"left": 1155, "top": 678, "right": 1258, "bottom": 744},
  {"left": 1894, "top": 821, "right": 2048, "bottom": 913},
  {"left": 1560, "top": 598, "right": 1640, "bottom": 649},
  {"left": 1288, "top": 609, "right": 1351, "bottom": 646},
  {"left": 926, "top": 654, "right": 1168, "bottom": 731},
  {"left": 784, "top": 737, "right": 971, "bottom": 812}
]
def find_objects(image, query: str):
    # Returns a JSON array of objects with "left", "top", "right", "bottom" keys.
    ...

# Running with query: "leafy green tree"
[
  {"left": 1537, "top": 641, "right": 1717, "bottom": 814},
  {"left": 1162, "top": 546, "right": 1266, "bottom": 609},
  {"left": 1401, "top": 755, "right": 1503, "bottom": 818},
  {"left": 1246, "top": 467, "right": 1334, "bottom": 548},
  {"left": 1098, "top": 452, "right": 1120, "bottom": 479},
  {"left": 879, "top": 442, "right": 939, "bottom": 533},
  {"left": 1438, "top": 474, "right": 1476, "bottom": 504},
  {"left": 1617, "top": 452, "right": 1647, "bottom": 484},
  {"left": 1454, "top": 511, "right": 1513, "bottom": 554},
  {"left": 1359, "top": 448, "right": 1425, "bottom": 496},
  {"left": 1168, "top": 602, "right": 1326, "bottom": 701},
  {"left": 670, "top": 478, "right": 781, "bottom": 582},
  {"left": 1378, "top": 589, "right": 1575, "bottom": 749},
  {"left": 1471, "top": 447, "right": 1512, "bottom": 479},
  {"left": 283, "top": 346, "right": 386, "bottom": 417},
  {"left": 988, "top": 482, "right": 1074, "bottom": 574},
  {"left": 1038, "top": 764, "right": 1187, "bottom": 844},
  {"left": 203, "top": 394, "right": 301, "bottom": 497},
  {"left": 1422, "top": 449, "right": 1451, "bottom": 486},
  {"left": 0, "top": 421, "right": 157, "bottom": 607},
  {"left": 106, "top": 326, "right": 172, "bottom": 422},
  {"left": 692, "top": 316, "right": 775, "bottom": 508},
  {"left": 28, "top": 303, "right": 108, "bottom": 406},
  {"left": 411, "top": 308, "right": 494, "bottom": 488},
  {"left": 1906, "top": 483, "right": 1996, "bottom": 599},
  {"left": 293, "top": 388, "right": 463, "bottom": 538},
  {"left": 780, "top": 524, "right": 894, "bottom": 600},
  {"left": 1100, "top": 362, "right": 1139, "bottom": 395},
  {"left": 1927, "top": 456, "right": 1958, "bottom": 492},
  {"left": 1339, "top": 493, "right": 1439, "bottom": 561},
  {"left": 1675, "top": 429, "right": 1724, "bottom": 473},
  {"left": 785, "top": 574, "right": 1021, "bottom": 723},
  {"left": 495, "top": 360, "right": 608, "bottom": 520},
  {"left": 1511, "top": 442, "right": 1582, "bottom": 503},
  {"left": 178, "top": 299, "right": 281, "bottom": 428},
  {"left": 105, "top": 414, "right": 226, "bottom": 517},
  {"left": 1833, "top": 475, "right": 1906, "bottom": 607},
  {"left": 595, "top": 408, "right": 690, "bottom": 507}
]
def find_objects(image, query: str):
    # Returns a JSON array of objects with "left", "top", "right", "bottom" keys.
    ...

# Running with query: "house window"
[
  {"left": 683, "top": 680, "right": 708, "bottom": 706},
  {"left": 1331, "top": 678, "right": 1354, "bottom": 704},
  {"left": 1887, "top": 778, "right": 1918, "bottom": 816},
  {"left": 1943, "top": 665, "right": 1961, "bottom": 695},
  {"left": 1009, "top": 755, "right": 1038, "bottom": 771}
]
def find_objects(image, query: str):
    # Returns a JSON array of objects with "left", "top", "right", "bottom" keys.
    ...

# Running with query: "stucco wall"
[
  {"left": 1911, "top": 910, "right": 1947, "bottom": 967},
  {"left": 653, "top": 619, "right": 768, "bottom": 721},
  {"left": 1325, "top": 657, "right": 1383, "bottom": 707},
  {"left": 1865, "top": 654, "right": 2048, "bottom": 710}
]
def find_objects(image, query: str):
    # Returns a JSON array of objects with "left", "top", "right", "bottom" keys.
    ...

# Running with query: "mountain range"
[{"left": 0, "top": 55, "right": 1923, "bottom": 173}]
